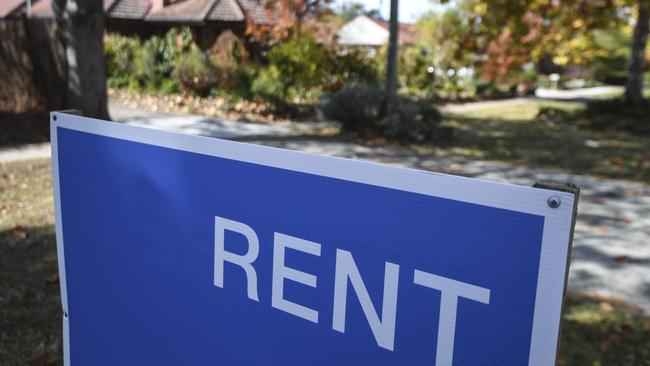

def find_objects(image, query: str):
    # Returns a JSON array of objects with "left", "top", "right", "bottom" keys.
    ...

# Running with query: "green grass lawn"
[
  {"left": 442, "top": 99, "right": 650, "bottom": 182},
  {"left": 1, "top": 158, "right": 649, "bottom": 365},
  {"left": 0, "top": 159, "right": 59, "bottom": 365}
]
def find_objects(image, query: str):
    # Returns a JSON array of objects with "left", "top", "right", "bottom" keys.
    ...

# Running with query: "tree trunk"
[
  {"left": 53, "top": 0, "right": 109, "bottom": 119},
  {"left": 625, "top": 2, "right": 649, "bottom": 106},
  {"left": 384, "top": 0, "right": 399, "bottom": 112}
]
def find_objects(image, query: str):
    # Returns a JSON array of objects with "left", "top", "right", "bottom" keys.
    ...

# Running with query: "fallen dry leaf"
[
  {"left": 600, "top": 301, "right": 614, "bottom": 312},
  {"left": 11, "top": 226, "right": 27, "bottom": 240},
  {"left": 28, "top": 342, "right": 58, "bottom": 366},
  {"left": 45, "top": 273, "right": 59, "bottom": 284},
  {"left": 613, "top": 255, "right": 630, "bottom": 263},
  {"left": 620, "top": 323, "right": 633, "bottom": 332},
  {"left": 594, "top": 226, "right": 609, "bottom": 234},
  {"left": 590, "top": 197, "right": 605, "bottom": 204},
  {"left": 600, "top": 331, "right": 622, "bottom": 349}
]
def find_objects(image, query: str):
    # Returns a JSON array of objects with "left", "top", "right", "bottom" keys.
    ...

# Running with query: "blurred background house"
[
  {"left": 336, "top": 14, "right": 418, "bottom": 48},
  {"left": 0, "top": 0, "right": 275, "bottom": 114},
  {"left": 2, "top": 0, "right": 272, "bottom": 35}
]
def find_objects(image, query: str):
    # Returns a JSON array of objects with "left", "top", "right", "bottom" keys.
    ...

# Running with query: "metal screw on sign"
[{"left": 547, "top": 196, "right": 561, "bottom": 208}]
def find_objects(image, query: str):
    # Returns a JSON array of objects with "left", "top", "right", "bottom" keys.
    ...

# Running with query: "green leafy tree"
[
  {"left": 247, "top": 0, "right": 333, "bottom": 42},
  {"left": 335, "top": 1, "right": 380, "bottom": 21},
  {"left": 252, "top": 33, "right": 330, "bottom": 103},
  {"left": 589, "top": 27, "right": 634, "bottom": 85},
  {"left": 464, "top": 0, "right": 618, "bottom": 82},
  {"left": 449, "top": 0, "right": 648, "bottom": 104},
  {"left": 413, "top": 7, "right": 476, "bottom": 93}
]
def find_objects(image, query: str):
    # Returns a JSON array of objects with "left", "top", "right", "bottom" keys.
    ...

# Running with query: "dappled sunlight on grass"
[
  {"left": 565, "top": 303, "right": 613, "bottom": 325},
  {"left": 447, "top": 99, "right": 585, "bottom": 121},
  {"left": 441, "top": 99, "right": 650, "bottom": 181},
  {"left": 0, "top": 159, "right": 53, "bottom": 231},
  {"left": 559, "top": 294, "right": 650, "bottom": 366},
  {"left": 0, "top": 159, "right": 60, "bottom": 365}
]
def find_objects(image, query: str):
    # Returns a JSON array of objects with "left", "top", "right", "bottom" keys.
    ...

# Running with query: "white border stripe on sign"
[
  {"left": 51, "top": 112, "right": 576, "bottom": 366},
  {"left": 50, "top": 117, "right": 70, "bottom": 365}
]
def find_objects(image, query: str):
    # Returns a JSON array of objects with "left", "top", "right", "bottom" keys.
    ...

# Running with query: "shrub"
[
  {"left": 321, "top": 85, "right": 385, "bottom": 133},
  {"left": 381, "top": 98, "right": 449, "bottom": 142},
  {"left": 320, "top": 85, "right": 449, "bottom": 142},
  {"left": 399, "top": 46, "right": 435, "bottom": 97},
  {"left": 251, "top": 34, "right": 382, "bottom": 109},
  {"left": 112, "top": 27, "right": 193, "bottom": 92},
  {"left": 210, "top": 30, "right": 250, "bottom": 90},
  {"left": 132, "top": 37, "right": 159, "bottom": 87},
  {"left": 330, "top": 48, "right": 381, "bottom": 87},
  {"left": 174, "top": 50, "right": 219, "bottom": 97},
  {"left": 251, "top": 66, "right": 289, "bottom": 107},
  {"left": 229, "top": 65, "right": 257, "bottom": 99},
  {"left": 159, "top": 27, "right": 194, "bottom": 75},
  {"left": 536, "top": 106, "right": 577, "bottom": 124},
  {"left": 104, "top": 34, "right": 140, "bottom": 88},
  {"left": 475, "top": 81, "right": 513, "bottom": 99},
  {"left": 252, "top": 34, "right": 331, "bottom": 105}
]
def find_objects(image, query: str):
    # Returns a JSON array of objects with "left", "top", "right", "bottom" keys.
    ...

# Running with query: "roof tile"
[
  {"left": 207, "top": 0, "right": 244, "bottom": 22},
  {"left": 107, "top": 0, "right": 151, "bottom": 19},
  {"left": 4, "top": 0, "right": 277, "bottom": 26},
  {"left": 146, "top": 0, "right": 214, "bottom": 22},
  {"left": 237, "top": 0, "right": 272, "bottom": 25},
  {"left": 0, "top": 0, "right": 25, "bottom": 18}
]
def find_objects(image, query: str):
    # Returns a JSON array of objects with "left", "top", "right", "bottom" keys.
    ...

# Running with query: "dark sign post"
[{"left": 51, "top": 112, "right": 578, "bottom": 365}]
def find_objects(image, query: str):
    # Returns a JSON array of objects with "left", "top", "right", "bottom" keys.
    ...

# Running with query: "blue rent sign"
[{"left": 51, "top": 113, "right": 577, "bottom": 366}]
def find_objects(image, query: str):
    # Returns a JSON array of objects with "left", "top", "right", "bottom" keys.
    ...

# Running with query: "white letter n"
[{"left": 332, "top": 249, "right": 400, "bottom": 351}]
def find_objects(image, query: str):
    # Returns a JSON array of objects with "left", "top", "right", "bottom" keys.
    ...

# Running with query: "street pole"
[{"left": 385, "top": 0, "right": 399, "bottom": 110}]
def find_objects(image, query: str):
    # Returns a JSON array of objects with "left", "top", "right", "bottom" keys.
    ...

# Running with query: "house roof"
[
  {"left": 29, "top": 0, "right": 54, "bottom": 18},
  {"left": 3, "top": 0, "right": 274, "bottom": 25},
  {"left": 0, "top": 0, "right": 26, "bottom": 18},
  {"left": 146, "top": 0, "right": 214, "bottom": 22},
  {"left": 237, "top": 0, "right": 273, "bottom": 25},
  {"left": 28, "top": 0, "right": 117, "bottom": 19},
  {"left": 368, "top": 17, "right": 419, "bottom": 45},
  {"left": 336, "top": 15, "right": 419, "bottom": 47},
  {"left": 208, "top": 0, "right": 244, "bottom": 22},
  {"left": 107, "top": 0, "right": 151, "bottom": 19}
]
